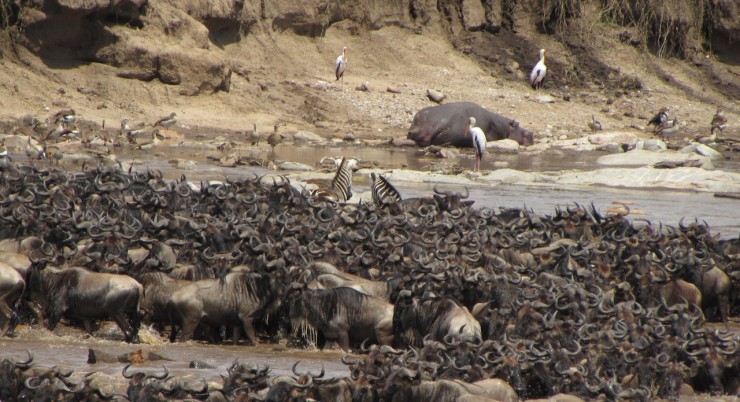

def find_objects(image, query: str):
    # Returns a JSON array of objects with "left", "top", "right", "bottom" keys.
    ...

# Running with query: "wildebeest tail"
[
  {"left": 371, "top": 173, "right": 402, "bottom": 205},
  {"left": 331, "top": 157, "right": 353, "bottom": 202}
]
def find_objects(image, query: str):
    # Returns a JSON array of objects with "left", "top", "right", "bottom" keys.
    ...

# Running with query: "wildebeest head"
[{"left": 0, "top": 350, "right": 33, "bottom": 400}]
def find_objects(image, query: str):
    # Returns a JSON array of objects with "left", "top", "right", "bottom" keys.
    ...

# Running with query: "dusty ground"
[{"left": 0, "top": 11, "right": 737, "bottom": 151}]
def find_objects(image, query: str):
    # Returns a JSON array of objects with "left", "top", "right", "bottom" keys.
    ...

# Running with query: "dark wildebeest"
[
  {"left": 28, "top": 267, "right": 142, "bottom": 342},
  {"left": 0, "top": 262, "right": 25, "bottom": 336},
  {"left": 167, "top": 271, "right": 285, "bottom": 345},
  {"left": 287, "top": 286, "right": 394, "bottom": 351},
  {"left": 393, "top": 290, "right": 481, "bottom": 348},
  {"left": 139, "top": 272, "right": 191, "bottom": 330},
  {"left": 407, "top": 102, "right": 534, "bottom": 147},
  {"left": 380, "top": 368, "right": 518, "bottom": 402},
  {"left": 305, "top": 262, "right": 402, "bottom": 301}
]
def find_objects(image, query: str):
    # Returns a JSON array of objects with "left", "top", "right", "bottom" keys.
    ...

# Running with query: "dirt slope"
[{"left": 0, "top": 0, "right": 737, "bottom": 143}]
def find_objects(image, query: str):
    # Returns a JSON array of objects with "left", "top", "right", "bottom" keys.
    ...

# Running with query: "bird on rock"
[
  {"left": 335, "top": 47, "right": 348, "bottom": 83},
  {"left": 588, "top": 115, "right": 603, "bottom": 131},
  {"left": 267, "top": 123, "right": 285, "bottom": 160},
  {"left": 466, "top": 117, "right": 486, "bottom": 172},
  {"left": 648, "top": 107, "right": 670, "bottom": 132},
  {"left": 656, "top": 116, "right": 680, "bottom": 142},
  {"left": 154, "top": 112, "right": 177, "bottom": 128},
  {"left": 530, "top": 49, "right": 547, "bottom": 90},
  {"left": 248, "top": 123, "right": 260, "bottom": 146},
  {"left": 0, "top": 139, "right": 12, "bottom": 171},
  {"left": 134, "top": 129, "right": 164, "bottom": 150},
  {"left": 711, "top": 107, "right": 727, "bottom": 136}
]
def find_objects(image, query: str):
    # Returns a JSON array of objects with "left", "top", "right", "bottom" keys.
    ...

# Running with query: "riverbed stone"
[
  {"left": 278, "top": 162, "right": 314, "bottom": 171},
  {"left": 637, "top": 139, "right": 667, "bottom": 151},
  {"left": 588, "top": 131, "right": 638, "bottom": 145},
  {"left": 486, "top": 139, "right": 520, "bottom": 153},
  {"left": 597, "top": 149, "right": 707, "bottom": 167},
  {"left": 478, "top": 169, "right": 545, "bottom": 185},
  {"left": 293, "top": 130, "right": 326, "bottom": 144},
  {"left": 680, "top": 143, "right": 722, "bottom": 159}
]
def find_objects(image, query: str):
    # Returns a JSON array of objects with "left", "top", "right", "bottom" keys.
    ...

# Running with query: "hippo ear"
[{"left": 509, "top": 120, "right": 519, "bottom": 128}]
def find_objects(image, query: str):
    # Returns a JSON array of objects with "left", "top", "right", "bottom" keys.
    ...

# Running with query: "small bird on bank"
[
  {"left": 25, "top": 137, "right": 45, "bottom": 165},
  {"left": 529, "top": 48, "right": 547, "bottom": 90},
  {"left": 267, "top": 123, "right": 285, "bottom": 160},
  {"left": 711, "top": 107, "right": 727, "bottom": 136},
  {"left": 51, "top": 108, "right": 76, "bottom": 127},
  {"left": 0, "top": 139, "right": 12, "bottom": 171},
  {"left": 44, "top": 144, "right": 63, "bottom": 166},
  {"left": 466, "top": 116, "right": 486, "bottom": 172},
  {"left": 247, "top": 123, "right": 260, "bottom": 146},
  {"left": 133, "top": 129, "right": 164, "bottom": 150},
  {"left": 656, "top": 116, "right": 680, "bottom": 141},
  {"left": 588, "top": 115, "right": 603, "bottom": 132},
  {"left": 648, "top": 107, "right": 670, "bottom": 132},
  {"left": 153, "top": 112, "right": 177, "bottom": 128},
  {"left": 335, "top": 46, "right": 348, "bottom": 83}
]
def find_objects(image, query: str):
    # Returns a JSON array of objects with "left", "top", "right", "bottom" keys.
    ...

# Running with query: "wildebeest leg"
[
  {"left": 338, "top": 330, "right": 350, "bottom": 352},
  {"left": 4, "top": 311, "right": 19, "bottom": 336},
  {"left": 231, "top": 326, "right": 241, "bottom": 346},
  {"left": 179, "top": 315, "right": 202, "bottom": 342},
  {"left": 111, "top": 314, "right": 138, "bottom": 343},
  {"left": 82, "top": 319, "right": 95, "bottom": 337},
  {"left": 241, "top": 318, "right": 257, "bottom": 345}
]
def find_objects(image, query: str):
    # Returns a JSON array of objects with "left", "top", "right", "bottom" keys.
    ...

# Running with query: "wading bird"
[
  {"left": 530, "top": 48, "right": 547, "bottom": 90},
  {"left": 335, "top": 47, "right": 348, "bottom": 83},
  {"left": 466, "top": 117, "right": 486, "bottom": 172}
]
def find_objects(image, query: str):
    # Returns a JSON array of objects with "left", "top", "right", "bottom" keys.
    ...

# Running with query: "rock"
[
  {"left": 637, "top": 139, "right": 667, "bottom": 151},
  {"left": 390, "top": 137, "right": 417, "bottom": 147},
  {"left": 387, "top": 87, "right": 401, "bottom": 94},
  {"left": 169, "top": 159, "right": 197, "bottom": 170},
  {"left": 189, "top": 360, "right": 216, "bottom": 369},
  {"left": 479, "top": 169, "right": 544, "bottom": 185},
  {"left": 503, "top": 59, "right": 519, "bottom": 73},
  {"left": 293, "top": 130, "right": 326, "bottom": 144},
  {"left": 355, "top": 82, "right": 369, "bottom": 91},
  {"left": 278, "top": 162, "right": 314, "bottom": 171},
  {"left": 654, "top": 160, "right": 704, "bottom": 169},
  {"left": 461, "top": 0, "right": 486, "bottom": 30},
  {"left": 426, "top": 89, "right": 446, "bottom": 104},
  {"left": 597, "top": 149, "right": 707, "bottom": 167},
  {"left": 486, "top": 139, "right": 520, "bottom": 153},
  {"left": 588, "top": 132, "right": 638, "bottom": 145},
  {"left": 595, "top": 143, "right": 626, "bottom": 153},
  {"left": 536, "top": 95, "right": 555, "bottom": 103},
  {"left": 680, "top": 143, "right": 722, "bottom": 159}
]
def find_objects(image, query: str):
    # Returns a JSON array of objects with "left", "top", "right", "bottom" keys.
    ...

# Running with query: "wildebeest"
[
  {"left": 407, "top": 102, "right": 533, "bottom": 147},
  {"left": 28, "top": 266, "right": 142, "bottom": 342},
  {"left": 380, "top": 368, "right": 518, "bottom": 402},
  {"left": 0, "top": 350, "right": 34, "bottom": 400},
  {"left": 304, "top": 262, "right": 402, "bottom": 301},
  {"left": 139, "top": 272, "right": 191, "bottom": 329},
  {"left": 167, "top": 271, "right": 285, "bottom": 344},
  {"left": 287, "top": 285, "right": 394, "bottom": 351},
  {"left": 0, "top": 262, "right": 25, "bottom": 336},
  {"left": 393, "top": 290, "right": 481, "bottom": 348}
]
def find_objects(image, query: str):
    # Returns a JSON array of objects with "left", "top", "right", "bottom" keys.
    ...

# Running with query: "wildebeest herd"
[{"left": 0, "top": 162, "right": 739, "bottom": 401}]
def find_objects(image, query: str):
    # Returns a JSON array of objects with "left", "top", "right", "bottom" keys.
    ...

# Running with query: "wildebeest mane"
[
  {"left": 222, "top": 272, "right": 269, "bottom": 303},
  {"left": 42, "top": 268, "right": 80, "bottom": 299}
]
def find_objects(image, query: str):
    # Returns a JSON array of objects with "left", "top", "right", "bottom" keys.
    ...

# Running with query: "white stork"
[
  {"left": 335, "top": 47, "right": 348, "bottom": 82},
  {"left": 530, "top": 48, "right": 547, "bottom": 90},
  {"left": 466, "top": 117, "right": 486, "bottom": 172}
]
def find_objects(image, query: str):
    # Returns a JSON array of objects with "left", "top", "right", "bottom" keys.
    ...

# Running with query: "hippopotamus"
[{"left": 407, "top": 102, "right": 534, "bottom": 147}]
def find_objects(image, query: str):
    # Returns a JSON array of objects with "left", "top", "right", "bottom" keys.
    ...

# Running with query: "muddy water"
[
  {"left": 121, "top": 139, "right": 740, "bottom": 238},
  {"left": 1, "top": 325, "right": 350, "bottom": 391}
]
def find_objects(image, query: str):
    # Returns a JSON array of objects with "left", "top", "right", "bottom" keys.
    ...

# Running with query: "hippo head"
[{"left": 507, "top": 120, "right": 534, "bottom": 145}]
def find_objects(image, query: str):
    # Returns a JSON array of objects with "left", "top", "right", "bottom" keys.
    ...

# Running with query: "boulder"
[
  {"left": 461, "top": 0, "right": 486, "bottom": 30},
  {"left": 293, "top": 130, "right": 326, "bottom": 144},
  {"left": 597, "top": 149, "right": 707, "bottom": 167},
  {"left": 588, "top": 132, "right": 638, "bottom": 145},
  {"left": 680, "top": 143, "right": 722, "bottom": 159},
  {"left": 486, "top": 139, "right": 520, "bottom": 153}
]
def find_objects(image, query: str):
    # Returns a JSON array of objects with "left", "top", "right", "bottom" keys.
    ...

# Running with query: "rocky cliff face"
[{"left": 2, "top": 0, "right": 738, "bottom": 95}]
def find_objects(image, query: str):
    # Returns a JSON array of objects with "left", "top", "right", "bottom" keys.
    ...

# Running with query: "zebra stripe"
[
  {"left": 331, "top": 157, "right": 353, "bottom": 202},
  {"left": 371, "top": 173, "right": 401, "bottom": 205}
]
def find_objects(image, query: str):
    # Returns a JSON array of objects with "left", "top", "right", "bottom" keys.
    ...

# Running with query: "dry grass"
[{"left": 538, "top": 0, "right": 716, "bottom": 59}]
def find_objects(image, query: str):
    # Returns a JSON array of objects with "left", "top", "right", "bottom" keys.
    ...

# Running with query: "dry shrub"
[
  {"left": 0, "top": 0, "right": 19, "bottom": 28},
  {"left": 599, "top": 0, "right": 716, "bottom": 58}
]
